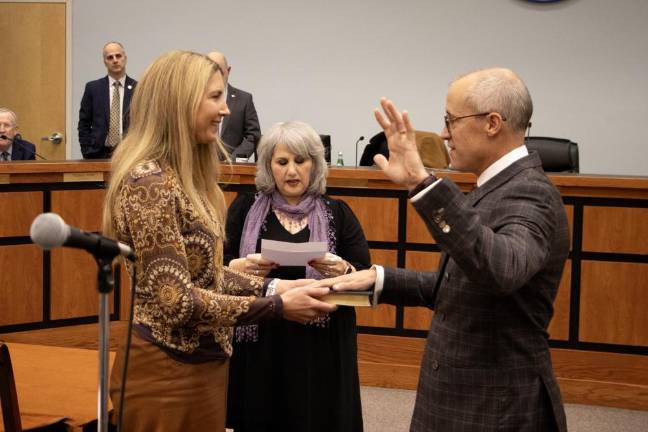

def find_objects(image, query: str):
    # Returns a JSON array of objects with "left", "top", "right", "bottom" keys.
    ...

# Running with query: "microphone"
[
  {"left": 354, "top": 136, "right": 365, "bottom": 167},
  {"left": 30, "top": 212, "right": 135, "bottom": 261},
  {"left": 1, "top": 134, "right": 48, "bottom": 160}
]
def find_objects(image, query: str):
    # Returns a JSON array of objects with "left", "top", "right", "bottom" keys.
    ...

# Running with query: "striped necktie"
[{"left": 107, "top": 81, "right": 121, "bottom": 147}]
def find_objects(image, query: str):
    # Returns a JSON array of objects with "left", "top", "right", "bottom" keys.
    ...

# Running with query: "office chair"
[
  {"left": 415, "top": 131, "right": 449, "bottom": 169},
  {"left": 319, "top": 135, "right": 331, "bottom": 164},
  {"left": 525, "top": 136, "right": 579, "bottom": 173},
  {"left": 1, "top": 342, "right": 22, "bottom": 432},
  {"left": 358, "top": 132, "right": 387, "bottom": 166}
]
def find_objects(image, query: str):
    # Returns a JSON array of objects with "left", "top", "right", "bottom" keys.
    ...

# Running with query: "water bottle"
[{"left": 336, "top": 151, "right": 344, "bottom": 167}]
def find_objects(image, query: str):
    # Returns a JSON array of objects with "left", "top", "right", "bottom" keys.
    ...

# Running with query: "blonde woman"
[{"left": 102, "top": 50, "right": 334, "bottom": 432}]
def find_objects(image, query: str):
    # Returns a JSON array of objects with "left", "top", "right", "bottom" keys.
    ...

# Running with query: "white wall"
[{"left": 71, "top": 0, "right": 648, "bottom": 175}]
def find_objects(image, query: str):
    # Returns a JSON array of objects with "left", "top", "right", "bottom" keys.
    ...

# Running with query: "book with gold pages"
[{"left": 321, "top": 290, "right": 373, "bottom": 307}]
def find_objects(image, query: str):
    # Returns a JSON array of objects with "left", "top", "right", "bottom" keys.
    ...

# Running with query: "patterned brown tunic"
[{"left": 113, "top": 160, "right": 275, "bottom": 357}]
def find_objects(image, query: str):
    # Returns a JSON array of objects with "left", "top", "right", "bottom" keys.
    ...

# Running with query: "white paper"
[{"left": 261, "top": 239, "right": 327, "bottom": 266}]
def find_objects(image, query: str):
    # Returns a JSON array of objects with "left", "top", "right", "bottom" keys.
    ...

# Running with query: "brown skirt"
[{"left": 110, "top": 334, "right": 228, "bottom": 432}]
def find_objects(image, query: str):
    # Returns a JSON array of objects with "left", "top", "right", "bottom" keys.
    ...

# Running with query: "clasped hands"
[{"left": 276, "top": 268, "right": 378, "bottom": 325}]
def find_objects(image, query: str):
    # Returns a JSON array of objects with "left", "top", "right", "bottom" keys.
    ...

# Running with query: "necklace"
[{"left": 273, "top": 209, "right": 308, "bottom": 234}]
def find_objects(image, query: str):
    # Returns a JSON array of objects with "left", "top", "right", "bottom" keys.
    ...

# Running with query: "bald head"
[
  {"left": 206, "top": 51, "right": 231, "bottom": 83},
  {"left": 454, "top": 67, "right": 533, "bottom": 133},
  {"left": 102, "top": 41, "right": 127, "bottom": 79}
]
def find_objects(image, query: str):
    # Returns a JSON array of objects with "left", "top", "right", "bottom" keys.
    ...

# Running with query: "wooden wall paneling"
[
  {"left": 582, "top": 206, "right": 648, "bottom": 254},
  {"left": 355, "top": 249, "right": 397, "bottom": 328},
  {"left": 564, "top": 204, "right": 574, "bottom": 250},
  {"left": 357, "top": 334, "right": 426, "bottom": 389},
  {"left": 51, "top": 189, "right": 105, "bottom": 232},
  {"left": 0, "top": 191, "right": 43, "bottom": 237},
  {"left": 50, "top": 249, "right": 114, "bottom": 320},
  {"left": 579, "top": 261, "right": 648, "bottom": 346},
  {"left": 405, "top": 201, "right": 435, "bottom": 244},
  {"left": 552, "top": 348, "right": 648, "bottom": 410},
  {"left": 223, "top": 191, "right": 237, "bottom": 207},
  {"left": 0, "top": 245, "right": 43, "bottom": 326},
  {"left": 402, "top": 251, "right": 440, "bottom": 330},
  {"left": 335, "top": 196, "right": 399, "bottom": 242},
  {"left": 547, "top": 261, "right": 571, "bottom": 341}
]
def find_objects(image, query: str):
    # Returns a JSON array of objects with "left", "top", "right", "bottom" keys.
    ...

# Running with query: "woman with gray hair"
[{"left": 225, "top": 121, "right": 369, "bottom": 432}]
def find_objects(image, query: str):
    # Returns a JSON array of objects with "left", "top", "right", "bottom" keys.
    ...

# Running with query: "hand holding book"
[{"left": 315, "top": 268, "right": 378, "bottom": 307}]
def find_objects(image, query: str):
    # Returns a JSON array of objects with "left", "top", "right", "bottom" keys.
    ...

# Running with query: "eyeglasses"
[{"left": 444, "top": 112, "right": 507, "bottom": 131}]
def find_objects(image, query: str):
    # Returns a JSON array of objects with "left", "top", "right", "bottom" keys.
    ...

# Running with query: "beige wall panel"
[
  {"left": 582, "top": 207, "right": 648, "bottom": 254},
  {"left": 51, "top": 189, "right": 105, "bottom": 232},
  {"left": 0, "top": 191, "right": 42, "bottom": 237},
  {"left": 0, "top": 245, "right": 43, "bottom": 325},
  {"left": 406, "top": 201, "right": 436, "bottom": 244},
  {"left": 355, "top": 249, "right": 397, "bottom": 328},
  {"left": 50, "top": 248, "right": 115, "bottom": 320},
  {"left": 335, "top": 196, "right": 398, "bottom": 242},
  {"left": 580, "top": 261, "right": 648, "bottom": 346},
  {"left": 547, "top": 261, "right": 571, "bottom": 341}
]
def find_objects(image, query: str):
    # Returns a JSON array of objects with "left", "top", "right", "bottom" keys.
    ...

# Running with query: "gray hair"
[
  {"left": 255, "top": 121, "right": 328, "bottom": 195},
  {"left": 461, "top": 68, "right": 533, "bottom": 133},
  {"left": 0, "top": 108, "right": 18, "bottom": 126}
]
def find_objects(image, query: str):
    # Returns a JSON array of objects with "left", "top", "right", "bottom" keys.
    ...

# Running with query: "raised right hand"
[{"left": 373, "top": 98, "right": 430, "bottom": 191}]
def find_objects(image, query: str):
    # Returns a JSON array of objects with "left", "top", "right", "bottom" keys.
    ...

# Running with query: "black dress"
[{"left": 224, "top": 193, "right": 370, "bottom": 432}]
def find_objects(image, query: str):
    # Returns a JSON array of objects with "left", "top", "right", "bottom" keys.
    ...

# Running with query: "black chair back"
[
  {"left": 525, "top": 136, "right": 579, "bottom": 173},
  {"left": 319, "top": 135, "right": 331, "bottom": 164}
]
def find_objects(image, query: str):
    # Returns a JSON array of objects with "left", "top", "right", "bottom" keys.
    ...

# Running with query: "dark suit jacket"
[
  {"left": 221, "top": 84, "right": 260, "bottom": 158},
  {"left": 381, "top": 153, "right": 569, "bottom": 431},
  {"left": 78, "top": 75, "right": 137, "bottom": 159},
  {"left": 10, "top": 138, "right": 36, "bottom": 160}
]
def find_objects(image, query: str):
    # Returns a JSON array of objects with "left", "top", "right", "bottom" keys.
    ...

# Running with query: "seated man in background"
[
  {"left": 0, "top": 107, "right": 36, "bottom": 161},
  {"left": 207, "top": 50, "right": 261, "bottom": 160}
]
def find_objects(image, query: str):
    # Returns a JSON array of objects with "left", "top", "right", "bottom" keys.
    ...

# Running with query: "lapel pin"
[{"left": 127, "top": 85, "right": 132, "bottom": 90}]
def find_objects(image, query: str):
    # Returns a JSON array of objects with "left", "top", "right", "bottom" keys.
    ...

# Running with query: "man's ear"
[{"left": 485, "top": 113, "right": 504, "bottom": 137}]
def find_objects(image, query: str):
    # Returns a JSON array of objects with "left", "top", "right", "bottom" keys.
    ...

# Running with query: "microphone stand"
[
  {"left": 354, "top": 136, "right": 365, "bottom": 167},
  {"left": 95, "top": 252, "right": 116, "bottom": 432}
]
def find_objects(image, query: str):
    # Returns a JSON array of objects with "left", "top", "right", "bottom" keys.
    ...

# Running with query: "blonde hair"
[{"left": 102, "top": 50, "right": 229, "bottom": 240}]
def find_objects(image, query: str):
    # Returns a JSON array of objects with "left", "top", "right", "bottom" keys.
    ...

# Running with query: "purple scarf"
[{"left": 239, "top": 191, "right": 331, "bottom": 280}]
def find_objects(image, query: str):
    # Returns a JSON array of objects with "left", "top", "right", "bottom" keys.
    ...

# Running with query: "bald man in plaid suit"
[{"left": 322, "top": 68, "right": 569, "bottom": 431}]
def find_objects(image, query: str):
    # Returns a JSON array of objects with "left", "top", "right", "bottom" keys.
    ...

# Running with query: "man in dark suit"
[
  {"left": 78, "top": 42, "right": 137, "bottom": 159},
  {"left": 359, "top": 131, "right": 388, "bottom": 166},
  {"left": 207, "top": 51, "right": 261, "bottom": 160},
  {"left": 0, "top": 108, "right": 36, "bottom": 161},
  {"left": 321, "top": 68, "right": 569, "bottom": 431}
]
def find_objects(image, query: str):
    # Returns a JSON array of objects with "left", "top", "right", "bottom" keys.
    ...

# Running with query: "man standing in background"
[
  {"left": 207, "top": 50, "right": 261, "bottom": 160},
  {"left": 78, "top": 42, "right": 137, "bottom": 159}
]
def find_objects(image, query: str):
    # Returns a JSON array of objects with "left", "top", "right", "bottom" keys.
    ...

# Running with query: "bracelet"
[{"left": 266, "top": 278, "right": 280, "bottom": 297}]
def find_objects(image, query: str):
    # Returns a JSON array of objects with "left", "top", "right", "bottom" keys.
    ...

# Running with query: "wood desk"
[
  {"left": 1, "top": 161, "right": 647, "bottom": 410},
  {"left": 0, "top": 343, "right": 114, "bottom": 431}
]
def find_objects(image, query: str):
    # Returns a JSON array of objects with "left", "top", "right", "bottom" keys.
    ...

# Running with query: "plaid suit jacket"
[{"left": 381, "top": 153, "right": 569, "bottom": 432}]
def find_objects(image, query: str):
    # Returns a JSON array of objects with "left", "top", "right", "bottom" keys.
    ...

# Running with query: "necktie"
[
  {"left": 0, "top": 151, "right": 9, "bottom": 161},
  {"left": 107, "top": 81, "right": 121, "bottom": 147}
]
